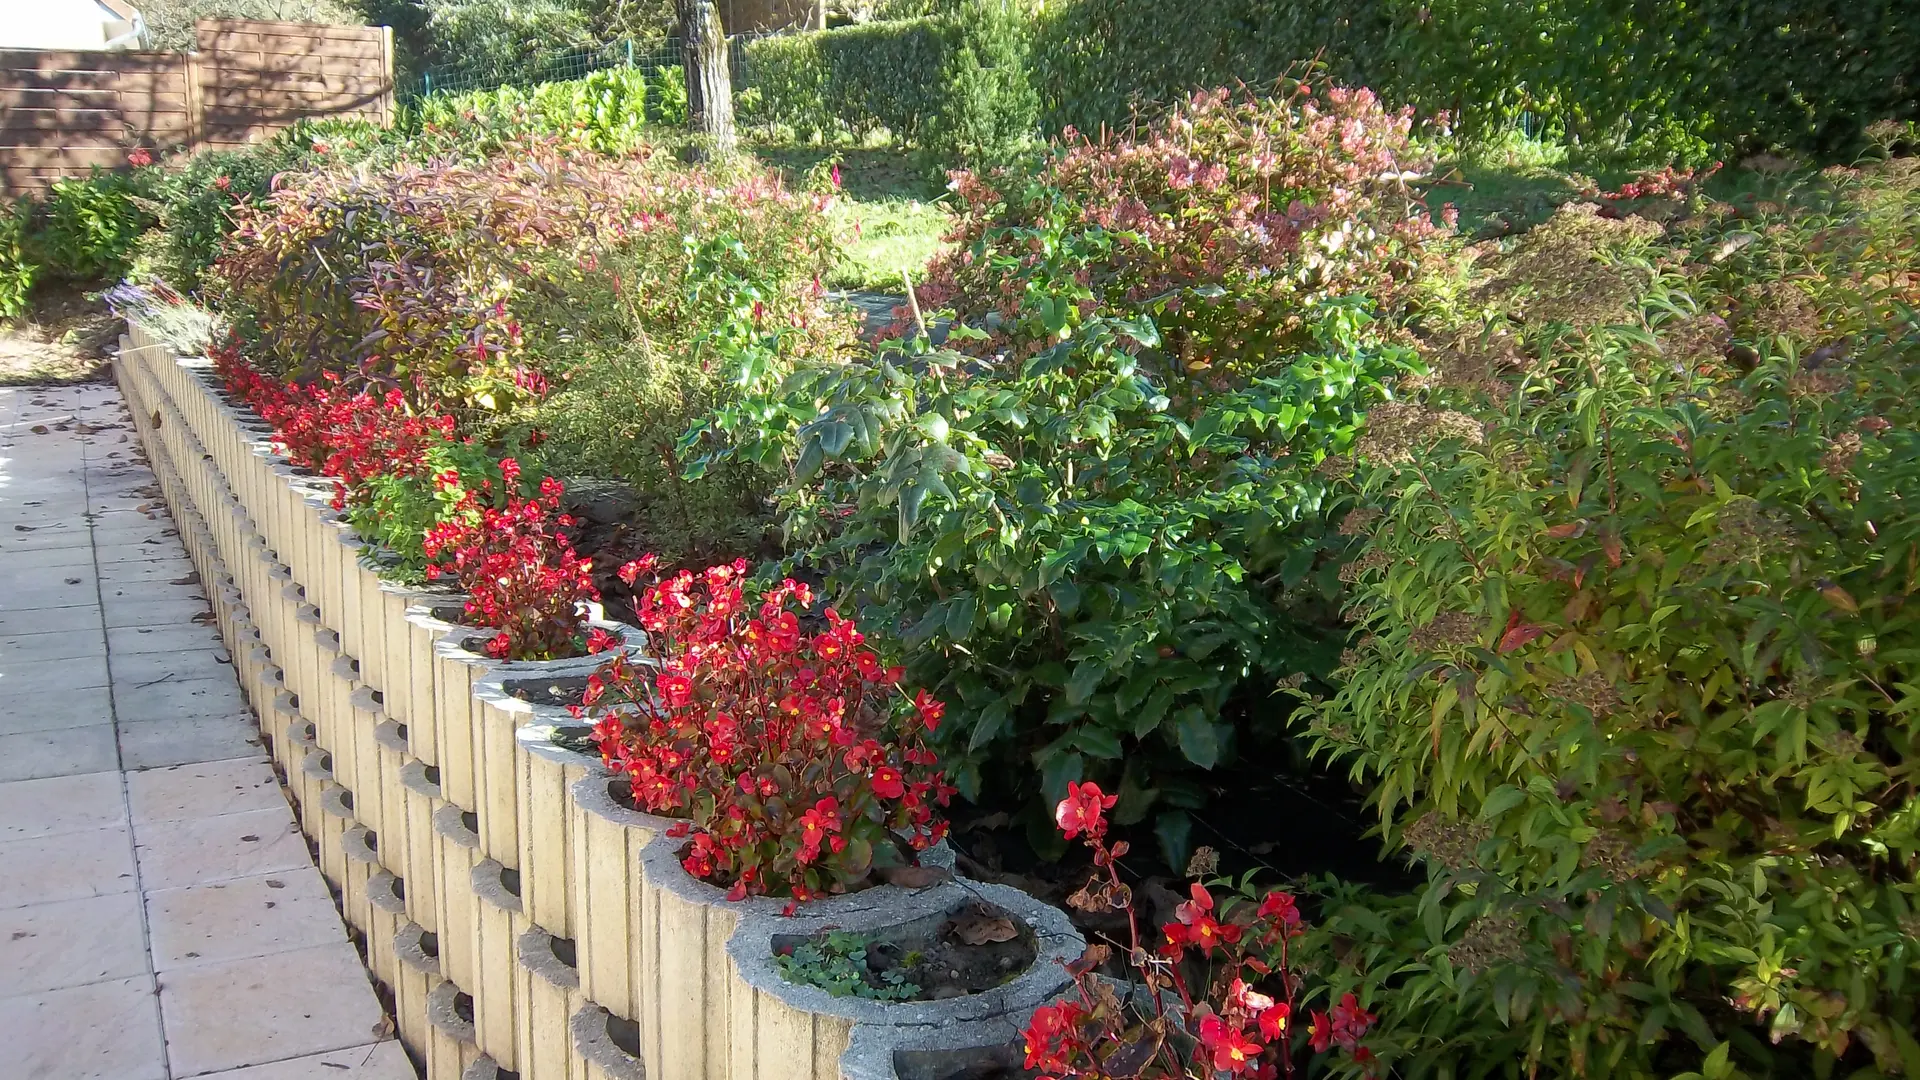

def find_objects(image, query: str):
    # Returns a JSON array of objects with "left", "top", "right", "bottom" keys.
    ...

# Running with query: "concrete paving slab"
[
  {"left": 145, "top": 866, "right": 346, "bottom": 971},
  {"left": 193, "top": 1041, "right": 412, "bottom": 1080},
  {"left": 119, "top": 714, "right": 264, "bottom": 770},
  {"left": 115, "top": 677, "right": 249, "bottom": 727},
  {"left": 0, "top": 974, "right": 167, "bottom": 1080},
  {"left": 133, "top": 806, "right": 309, "bottom": 892},
  {"left": 0, "top": 891, "right": 151, "bottom": 996},
  {"left": 0, "top": 770, "right": 125, "bottom": 842},
  {"left": 0, "top": 723, "right": 121, "bottom": 782},
  {"left": 0, "top": 657, "right": 112, "bottom": 699},
  {"left": 0, "top": 824, "right": 137, "bottom": 909},
  {"left": 156, "top": 942, "right": 388, "bottom": 1078},
  {"left": 0, "top": 628, "right": 106, "bottom": 662},
  {"left": 127, "top": 759, "right": 286, "bottom": 824}
]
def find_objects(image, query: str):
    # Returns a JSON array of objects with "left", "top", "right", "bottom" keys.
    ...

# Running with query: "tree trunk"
[{"left": 679, "top": 0, "right": 736, "bottom": 160}]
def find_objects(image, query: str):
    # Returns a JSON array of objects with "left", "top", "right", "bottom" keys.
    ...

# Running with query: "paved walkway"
[{"left": 0, "top": 384, "right": 412, "bottom": 1079}]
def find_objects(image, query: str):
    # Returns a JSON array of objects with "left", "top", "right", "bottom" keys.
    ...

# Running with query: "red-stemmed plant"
[{"left": 1024, "top": 782, "right": 1376, "bottom": 1079}]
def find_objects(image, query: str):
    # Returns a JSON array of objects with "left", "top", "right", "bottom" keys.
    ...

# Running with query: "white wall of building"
[{"left": 0, "top": 0, "right": 144, "bottom": 50}]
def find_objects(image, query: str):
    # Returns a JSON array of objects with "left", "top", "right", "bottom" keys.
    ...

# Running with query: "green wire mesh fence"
[{"left": 411, "top": 34, "right": 766, "bottom": 101}]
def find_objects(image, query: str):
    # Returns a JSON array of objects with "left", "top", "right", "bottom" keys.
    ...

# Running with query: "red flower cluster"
[
  {"left": 422, "top": 464, "right": 598, "bottom": 661},
  {"left": 587, "top": 560, "right": 953, "bottom": 900},
  {"left": 1019, "top": 781, "right": 1374, "bottom": 1080},
  {"left": 213, "top": 338, "right": 595, "bottom": 663}
]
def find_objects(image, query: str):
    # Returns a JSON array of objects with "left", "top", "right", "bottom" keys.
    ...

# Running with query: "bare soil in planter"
[
  {"left": 893, "top": 1044, "right": 1033, "bottom": 1080},
  {"left": 773, "top": 899, "right": 1037, "bottom": 1002}
]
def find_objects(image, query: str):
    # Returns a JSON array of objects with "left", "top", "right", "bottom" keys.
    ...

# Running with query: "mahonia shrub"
[
  {"left": 588, "top": 560, "right": 954, "bottom": 900},
  {"left": 922, "top": 85, "right": 1457, "bottom": 371},
  {"left": 1025, "top": 781, "right": 1379, "bottom": 1078},
  {"left": 694, "top": 288, "right": 1420, "bottom": 861},
  {"left": 1296, "top": 164, "right": 1920, "bottom": 1077}
]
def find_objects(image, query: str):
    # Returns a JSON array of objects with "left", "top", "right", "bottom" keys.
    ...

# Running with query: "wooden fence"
[{"left": 1, "top": 18, "right": 392, "bottom": 197}]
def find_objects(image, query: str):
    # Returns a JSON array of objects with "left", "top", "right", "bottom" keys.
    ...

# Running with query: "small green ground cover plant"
[{"left": 775, "top": 931, "right": 922, "bottom": 1001}]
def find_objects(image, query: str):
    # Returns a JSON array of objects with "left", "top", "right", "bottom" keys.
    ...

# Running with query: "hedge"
[
  {"left": 738, "top": 0, "right": 1036, "bottom": 168},
  {"left": 737, "top": 0, "right": 1917, "bottom": 165},
  {"left": 1029, "top": 0, "right": 1920, "bottom": 160}
]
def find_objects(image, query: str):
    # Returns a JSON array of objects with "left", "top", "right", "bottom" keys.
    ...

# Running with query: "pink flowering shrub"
[
  {"left": 1023, "top": 781, "right": 1377, "bottom": 1079},
  {"left": 587, "top": 559, "right": 954, "bottom": 901},
  {"left": 922, "top": 85, "right": 1456, "bottom": 369}
]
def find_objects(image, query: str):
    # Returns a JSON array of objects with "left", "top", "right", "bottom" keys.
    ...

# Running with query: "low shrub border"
[{"left": 116, "top": 324, "right": 1090, "bottom": 1080}]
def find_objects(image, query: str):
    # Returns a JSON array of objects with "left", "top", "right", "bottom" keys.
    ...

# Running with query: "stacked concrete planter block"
[{"left": 119, "top": 325, "right": 1087, "bottom": 1080}]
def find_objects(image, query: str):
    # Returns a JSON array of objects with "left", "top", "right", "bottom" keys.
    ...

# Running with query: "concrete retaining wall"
[{"left": 116, "top": 325, "right": 1077, "bottom": 1080}]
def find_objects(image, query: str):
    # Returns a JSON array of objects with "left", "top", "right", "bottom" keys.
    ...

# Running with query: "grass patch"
[{"left": 749, "top": 143, "right": 953, "bottom": 292}]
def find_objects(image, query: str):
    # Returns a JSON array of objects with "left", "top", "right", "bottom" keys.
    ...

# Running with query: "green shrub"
[
  {"left": 208, "top": 146, "right": 633, "bottom": 418},
  {"left": 649, "top": 64, "right": 688, "bottom": 126},
  {"left": 1295, "top": 162, "right": 1920, "bottom": 1078},
  {"left": 31, "top": 171, "right": 152, "bottom": 282},
  {"left": 923, "top": 87, "right": 1457, "bottom": 370},
  {"left": 738, "top": 1, "right": 1036, "bottom": 170},
  {"left": 528, "top": 171, "right": 859, "bottom": 564},
  {"left": 212, "top": 141, "right": 852, "bottom": 560},
  {"left": 411, "top": 67, "right": 652, "bottom": 156},
  {"left": 129, "top": 121, "right": 387, "bottom": 295},
  {"left": 1030, "top": 0, "right": 1919, "bottom": 161},
  {"left": 694, "top": 88, "right": 1457, "bottom": 859},
  {"left": 0, "top": 201, "right": 34, "bottom": 319}
]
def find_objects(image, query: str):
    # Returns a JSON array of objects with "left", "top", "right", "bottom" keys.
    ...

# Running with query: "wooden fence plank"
[
  {"left": 0, "top": 50, "right": 188, "bottom": 74},
  {"left": 2, "top": 17, "right": 392, "bottom": 196},
  {"left": 196, "top": 18, "right": 388, "bottom": 42},
  {"left": 197, "top": 53, "right": 391, "bottom": 78},
  {"left": 196, "top": 31, "right": 386, "bottom": 59},
  {"left": 0, "top": 68, "right": 187, "bottom": 93},
  {"left": 0, "top": 87, "right": 188, "bottom": 110},
  {"left": 0, "top": 107, "right": 192, "bottom": 137},
  {"left": 202, "top": 84, "right": 387, "bottom": 109}
]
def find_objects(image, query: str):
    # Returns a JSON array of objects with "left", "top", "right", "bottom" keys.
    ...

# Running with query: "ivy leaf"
[
  {"left": 1172, "top": 706, "right": 1219, "bottom": 768},
  {"left": 1133, "top": 685, "right": 1175, "bottom": 737},
  {"left": 1071, "top": 726, "right": 1124, "bottom": 759},
  {"left": 898, "top": 483, "right": 929, "bottom": 536},
  {"left": 1049, "top": 579, "right": 1082, "bottom": 616},
  {"left": 795, "top": 437, "right": 827, "bottom": 482},
  {"left": 968, "top": 698, "right": 1012, "bottom": 752}
]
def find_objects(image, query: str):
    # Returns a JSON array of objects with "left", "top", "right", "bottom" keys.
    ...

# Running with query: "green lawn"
[{"left": 749, "top": 144, "right": 954, "bottom": 292}]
